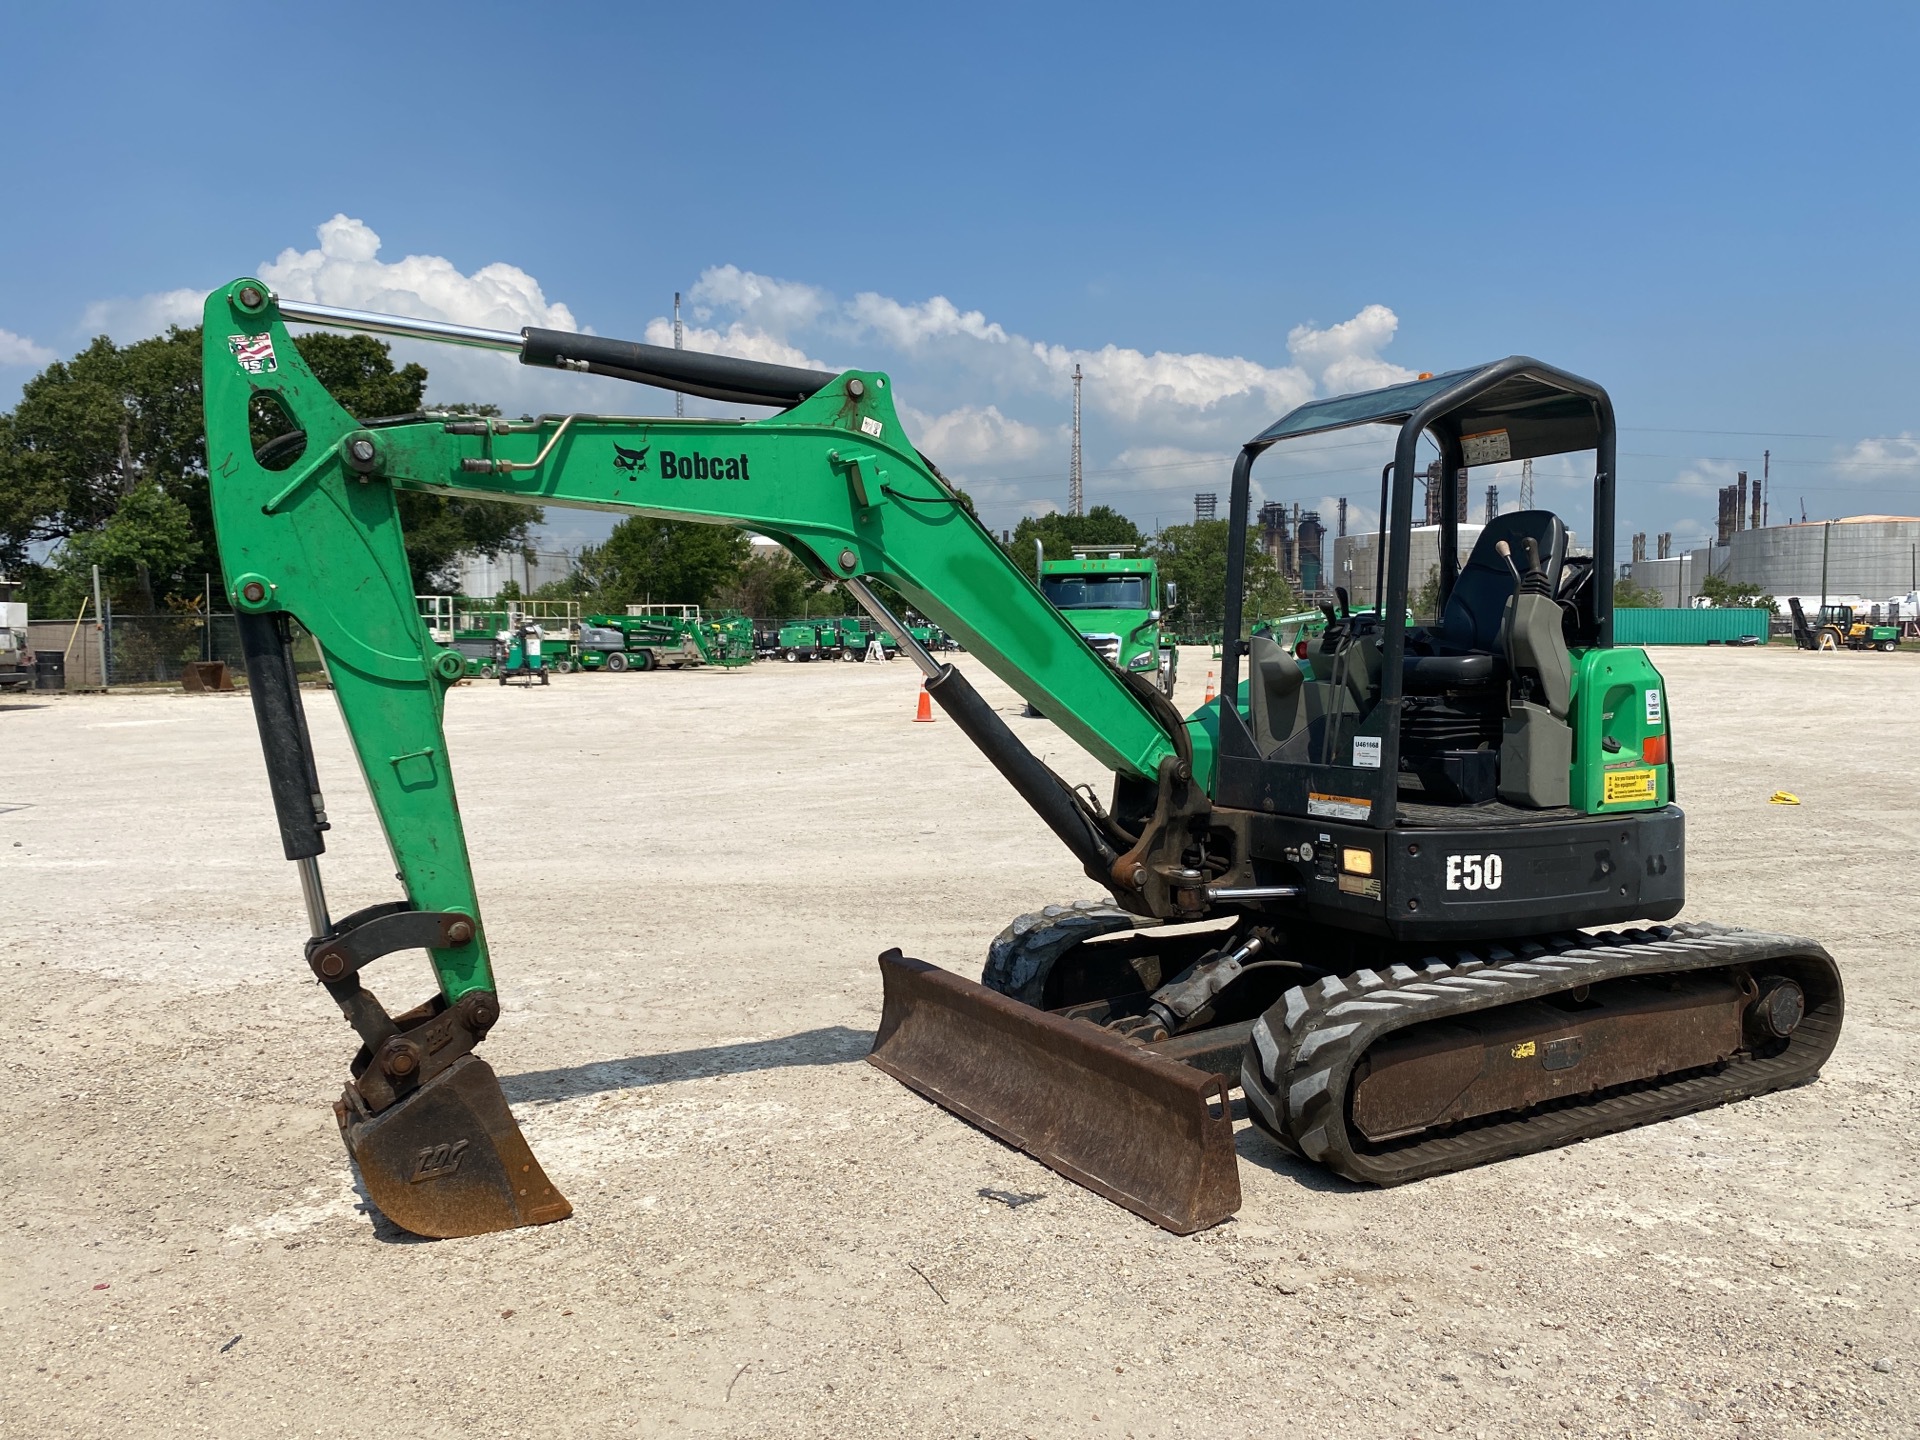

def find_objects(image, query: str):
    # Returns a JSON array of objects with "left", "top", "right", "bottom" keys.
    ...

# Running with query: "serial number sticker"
[
  {"left": 1307, "top": 792, "right": 1372, "bottom": 822},
  {"left": 1645, "top": 687, "right": 1663, "bottom": 725},
  {"left": 1511, "top": 1040, "right": 1538, "bottom": 1060},
  {"left": 859, "top": 416, "right": 884, "bottom": 437},
  {"left": 1337, "top": 873, "right": 1383, "bottom": 900},
  {"left": 1604, "top": 767, "right": 1658, "bottom": 803},
  {"left": 1461, "top": 428, "right": 1512, "bottom": 465},
  {"left": 1352, "top": 735, "right": 1382, "bottom": 769}
]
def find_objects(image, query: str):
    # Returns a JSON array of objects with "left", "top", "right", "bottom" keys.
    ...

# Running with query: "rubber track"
[{"left": 1240, "top": 922, "right": 1844, "bottom": 1185}]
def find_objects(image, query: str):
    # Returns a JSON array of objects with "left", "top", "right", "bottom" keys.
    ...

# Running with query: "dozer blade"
[
  {"left": 336, "top": 1054, "right": 572, "bottom": 1239},
  {"left": 869, "top": 950, "right": 1240, "bottom": 1235}
]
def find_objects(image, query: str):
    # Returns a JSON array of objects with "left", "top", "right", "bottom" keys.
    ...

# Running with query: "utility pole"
[
  {"left": 673, "top": 292, "right": 685, "bottom": 418},
  {"left": 1068, "top": 364, "right": 1084, "bottom": 517},
  {"left": 1820, "top": 520, "right": 1831, "bottom": 613},
  {"left": 91, "top": 563, "right": 108, "bottom": 688},
  {"left": 1518, "top": 457, "right": 1534, "bottom": 511}
]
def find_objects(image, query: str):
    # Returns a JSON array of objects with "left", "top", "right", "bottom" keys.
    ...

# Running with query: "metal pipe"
[
  {"left": 844, "top": 577, "right": 942, "bottom": 679},
  {"left": 296, "top": 856, "right": 332, "bottom": 939},
  {"left": 1206, "top": 886, "right": 1302, "bottom": 902},
  {"left": 1219, "top": 447, "right": 1256, "bottom": 709},
  {"left": 273, "top": 296, "right": 526, "bottom": 353}
]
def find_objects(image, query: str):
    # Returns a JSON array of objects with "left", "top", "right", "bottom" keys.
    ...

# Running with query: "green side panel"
[
  {"left": 1613, "top": 607, "right": 1770, "bottom": 645},
  {"left": 1569, "top": 647, "right": 1672, "bottom": 815}
]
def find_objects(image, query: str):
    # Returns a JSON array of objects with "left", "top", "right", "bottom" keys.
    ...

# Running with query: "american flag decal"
[{"left": 228, "top": 332, "right": 278, "bottom": 374}]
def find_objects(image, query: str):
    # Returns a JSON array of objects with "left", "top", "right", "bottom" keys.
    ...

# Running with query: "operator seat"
[{"left": 1404, "top": 510, "right": 1568, "bottom": 691}]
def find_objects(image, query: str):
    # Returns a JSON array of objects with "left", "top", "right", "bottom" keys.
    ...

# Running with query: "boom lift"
[{"left": 203, "top": 281, "right": 1842, "bottom": 1239}]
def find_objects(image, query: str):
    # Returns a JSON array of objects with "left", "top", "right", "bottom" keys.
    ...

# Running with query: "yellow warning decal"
[
  {"left": 1604, "top": 768, "right": 1657, "bottom": 804},
  {"left": 1511, "top": 1040, "right": 1537, "bottom": 1060}
]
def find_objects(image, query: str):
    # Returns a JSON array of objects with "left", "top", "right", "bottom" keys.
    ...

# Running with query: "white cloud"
[
  {"left": 848, "top": 291, "right": 1010, "bottom": 349},
  {"left": 82, "top": 228, "right": 1420, "bottom": 535},
  {"left": 688, "top": 265, "right": 829, "bottom": 335},
  {"left": 900, "top": 403, "right": 1056, "bottom": 467},
  {"left": 1286, "top": 304, "right": 1418, "bottom": 394},
  {"left": 260, "top": 214, "right": 579, "bottom": 334},
  {"left": 1840, "top": 433, "right": 1920, "bottom": 477},
  {"left": 1047, "top": 341, "right": 1313, "bottom": 423},
  {"left": 639, "top": 316, "right": 832, "bottom": 372},
  {"left": 80, "top": 289, "right": 203, "bottom": 340},
  {"left": 0, "top": 328, "right": 56, "bottom": 365}
]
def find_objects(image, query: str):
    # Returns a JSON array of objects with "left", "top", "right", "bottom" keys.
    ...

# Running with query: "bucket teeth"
[
  {"left": 337, "top": 1054, "right": 571, "bottom": 1238},
  {"left": 869, "top": 949, "right": 1240, "bottom": 1235}
]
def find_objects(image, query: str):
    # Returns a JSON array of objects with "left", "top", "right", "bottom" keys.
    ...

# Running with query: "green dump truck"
[{"left": 1038, "top": 547, "right": 1177, "bottom": 695}]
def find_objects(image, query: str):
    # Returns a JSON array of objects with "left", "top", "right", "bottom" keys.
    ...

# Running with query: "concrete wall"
[{"left": 25, "top": 620, "right": 105, "bottom": 688}]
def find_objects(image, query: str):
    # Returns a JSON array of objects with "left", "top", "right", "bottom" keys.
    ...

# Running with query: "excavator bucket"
[
  {"left": 868, "top": 951, "right": 1240, "bottom": 1234},
  {"left": 335, "top": 1055, "right": 572, "bottom": 1238}
]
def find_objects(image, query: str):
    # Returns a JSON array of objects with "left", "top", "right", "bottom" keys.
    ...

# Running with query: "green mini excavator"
[{"left": 201, "top": 280, "right": 1842, "bottom": 1239}]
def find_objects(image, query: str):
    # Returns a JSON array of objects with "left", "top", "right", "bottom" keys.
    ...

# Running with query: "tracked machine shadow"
[{"left": 200, "top": 283, "right": 1839, "bottom": 1237}]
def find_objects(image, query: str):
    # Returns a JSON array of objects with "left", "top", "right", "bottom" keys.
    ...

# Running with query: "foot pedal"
[{"left": 337, "top": 1054, "right": 571, "bottom": 1238}]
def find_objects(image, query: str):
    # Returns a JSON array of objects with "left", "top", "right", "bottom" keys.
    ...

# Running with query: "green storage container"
[{"left": 1613, "top": 608, "right": 1769, "bottom": 645}]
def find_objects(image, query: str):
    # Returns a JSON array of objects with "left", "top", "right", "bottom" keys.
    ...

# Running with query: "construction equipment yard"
[{"left": 1, "top": 644, "right": 1914, "bottom": 1438}]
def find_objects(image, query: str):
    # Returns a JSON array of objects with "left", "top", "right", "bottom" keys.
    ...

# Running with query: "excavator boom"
[{"left": 203, "top": 280, "right": 1223, "bottom": 1235}]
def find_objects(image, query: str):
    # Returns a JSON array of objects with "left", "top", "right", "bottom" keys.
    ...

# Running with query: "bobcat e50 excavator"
[{"left": 201, "top": 279, "right": 1842, "bottom": 1239}]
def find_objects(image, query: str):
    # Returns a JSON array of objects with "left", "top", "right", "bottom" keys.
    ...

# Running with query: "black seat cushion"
[{"left": 1438, "top": 510, "right": 1568, "bottom": 654}]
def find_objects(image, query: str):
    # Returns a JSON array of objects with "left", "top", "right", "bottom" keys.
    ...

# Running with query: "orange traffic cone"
[
  {"left": 914, "top": 686, "right": 935, "bottom": 723},
  {"left": 1204, "top": 670, "right": 1216, "bottom": 703}
]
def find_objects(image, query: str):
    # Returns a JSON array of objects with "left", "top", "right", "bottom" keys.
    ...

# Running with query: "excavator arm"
[{"left": 202, "top": 279, "right": 1228, "bottom": 1237}]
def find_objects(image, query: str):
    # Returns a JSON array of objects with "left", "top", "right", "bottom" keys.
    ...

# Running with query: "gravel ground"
[{"left": 2, "top": 644, "right": 1915, "bottom": 1438}]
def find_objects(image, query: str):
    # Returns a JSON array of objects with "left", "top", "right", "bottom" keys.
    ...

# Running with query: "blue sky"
[{"left": 5, "top": 1, "right": 1920, "bottom": 562}]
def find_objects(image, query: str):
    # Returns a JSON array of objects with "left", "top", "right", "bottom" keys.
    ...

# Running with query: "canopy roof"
[{"left": 1254, "top": 357, "right": 1609, "bottom": 464}]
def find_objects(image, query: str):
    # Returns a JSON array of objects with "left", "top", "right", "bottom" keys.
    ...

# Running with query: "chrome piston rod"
[{"left": 273, "top": 297, "right": 526, "bottom": 353}]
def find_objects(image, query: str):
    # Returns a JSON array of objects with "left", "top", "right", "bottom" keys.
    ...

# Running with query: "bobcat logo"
[
  {"left": 613, "top": 442, "right": 650, "bottom": 474},
  {"left": 409, "top": 1138, "right": 470, "bottom": 1182}
]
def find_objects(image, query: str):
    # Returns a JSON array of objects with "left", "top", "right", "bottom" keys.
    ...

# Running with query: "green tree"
[
  {"left": 0, "top": 327, "right": 541, "bottom": 607},
  {"left": 1006, "top": 505, "right": 1143, "bottom": 580},
  {"left": 1413, "top": 564, "right": 1444, "bottom": 622},
  {"left": 1146, "top": 519, "right": 1296, "bottom": 633},
  {"left": 291, "top": 337, "right": 539, "bottom": 592},
  {"left": 571, "top": 518, "right": 752, "bottom": 611},
  {"left": 711, "top": 546, "right": 821, "bottom": 617},
  {"left": 1696, "top": 572, "right": 1773, "bottom": 611},
  {"left": 1613, "top": 575, "right": 1665, "bottom": 609},
  {"left": 51, "top": 480, "right": 199, "bottom": 614},
  {"left": 0, "top": 326, "right": 207, "bottom": 607}
]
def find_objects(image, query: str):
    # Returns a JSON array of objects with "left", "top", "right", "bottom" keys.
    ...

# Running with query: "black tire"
[
  {"left": 1880, "top": 640, "right": 1896, "bottom": 652},
  {"left": 605, "top": 652, "right": 629, "bottom": 673},
  {"left": 982, "top": 901, "right": 1136, "bottom": 1007},
  {"left": 784, "top": 649, "right": 796, "bottom": 662},
  {"left": 635, "top": 650, "right": 656, "bottom": 672},
  {"left": 539, "top": 670, "right": 550, "bottom": 685},
  {"left": 555, "top": 658, "right": 575, "bottom": 675}
]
